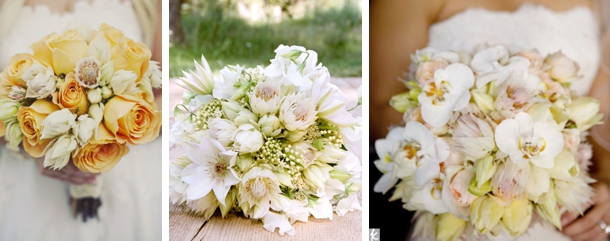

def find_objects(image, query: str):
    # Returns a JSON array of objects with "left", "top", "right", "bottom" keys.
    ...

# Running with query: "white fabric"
[
  {"left": 428, "top": 3, "right": 600, "bottom": 97},
  {"left": 0, "top": 0, "right": 161, "bottom": 240},
  {"left": 428, "top": 3, "right": 600, "bottom": 241}
]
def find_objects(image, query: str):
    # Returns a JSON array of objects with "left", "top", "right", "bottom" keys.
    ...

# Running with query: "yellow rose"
[
  {"left": 52, "top": 73, "right": 89, "bottom": 115},
  {"left": 32, "top": 29, "right": 88, "bottom": 75},
  {"left": 5, "top": 53, "right": 35, "bottom": 85},
  {"left": 17, "top": 99, "right": 60, "bottom": 157},
  {"left": 103, "top": 95, "right": 161, "bottom": 145},
  {"left": 96, "top": 23, "right": 127, "bottom": 47},
  {"left": 73, "top": 123, "right": 130, "bottom": 173},
  {"left": 111, "top": 38, "right": 151, "bottom": 82}
]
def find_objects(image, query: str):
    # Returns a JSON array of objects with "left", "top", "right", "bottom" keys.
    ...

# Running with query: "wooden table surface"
[{"left": 168, "top": 77, "right": 363, "bottom": 241}]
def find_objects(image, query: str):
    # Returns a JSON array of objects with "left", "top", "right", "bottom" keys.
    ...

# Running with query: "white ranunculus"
[
  {"left": 40, "top": 109, "right": 76, "bottom": 139},
  {"left": 249, "top": 78, "right": 282, "bottom": 115},
  {"left": 279, "top": 93, "right": 317, "bottom": 131},
  {"left": 43, "top": 134, "right": 78, "bottom": 170},
  {"left": 495, "top": 112, "right": 564, "bottom": 168},
  {"left": 258, "top": 115, "right": 281, "bottom": 137},
  {"left": 109, "top": 70, "right": 137, "bottom": 95},
  {"left": 418, "top": 63, "right": 474, "bottom": 127},
  {"left": 208, "top": 118, "right": 237, "bottom": 147},
  {"left": 175, "top": 56, "right": 215, "bottom": 95},
  {"left": 73, "top": 115, "right": 98, "bottom": 145},
  {"left": 544, "top": 51, "right": 581, "bottom": 84},
  {"left": 22, "top": 64, "right": 56, "bottom": 99},
  {"left": 87, "top": 88, "right": 103, "bottom": 104},
  {"left": 233, "top": 124, "right": 264, "bottom": 153}
]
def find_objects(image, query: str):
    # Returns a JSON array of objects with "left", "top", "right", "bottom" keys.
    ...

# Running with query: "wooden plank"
[{"left": 169, "top": 203, "right": 208, "bottom": 240}]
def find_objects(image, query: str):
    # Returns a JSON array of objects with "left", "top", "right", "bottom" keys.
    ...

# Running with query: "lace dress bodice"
[
  {"left": 428, "top": 3, "right": 600, "bottom": 96},
  {"left": 0, "top": 0, "right": 142, "bottom": 67}
]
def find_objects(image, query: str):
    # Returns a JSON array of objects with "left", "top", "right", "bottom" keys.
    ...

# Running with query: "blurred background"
[{"left": 169, "top": 0, "right": 362, "bottom": 77}]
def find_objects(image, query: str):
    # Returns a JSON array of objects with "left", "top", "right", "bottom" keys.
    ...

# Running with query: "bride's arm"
[
  {"left": 370, "top": 0, "right": 443, "bottom": 142},
  {"left": 152, "top": 0, "right": 162, "bottom": 116}
]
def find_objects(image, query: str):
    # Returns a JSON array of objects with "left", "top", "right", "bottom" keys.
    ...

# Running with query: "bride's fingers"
[
  {"left": 561, "top": 211, "right": 580, "bottom": 227},
  {"left": 562, "top": 202, "right": 610, "bottom": 237},
  {"left": 571, "top": 220, "right": 607, "bottom": 241}
]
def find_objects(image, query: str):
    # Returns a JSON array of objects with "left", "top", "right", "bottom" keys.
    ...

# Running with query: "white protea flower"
[
  {"left": 213, "top": 65, "right": 243, "bottom": 100},
  {"left": 470, "top": 45, "right": 530, "bottom": 87},
  {"left": 238, "top": 167, "right": 283, "bottom": 219},
  {"left": 494, "top": 72, "right": 540, "bottom": 118},
  {"left": 554, "top": 176, "right": 595, "bottom": 213},
  {"left": 22, "top": 63, "right": 56, "bottom": 98},
  {"left": 74, "top": 57, "right": 101, "bottom": 88},
  {"left": 249, "top": 78, "right": 282, "bottom": 115},
  {"left": 181, "top": 137, "right": 240, "bottom": 205},
  {"left": 453, "top": 112, "right": 495, "bottom": 160},
  {"left": 279, "top": 93, "right": 318, "bottom": 131},
  {"left": 40, "top": 109, "right": 76, "bottom": 139},
  {"left": 86, "top": 35, "right": 111, "bottom": 63},
  {"left": 43, "top": 134, "right": 78, "bottom": 170},
  {"left": 232, "top": 124, "right": 264, "bottom": 153},
  {"left": 175, "top": 55, "right": 215, "bottom": 95},
  {"left": 495, "top": 112, "right": 564, "bottom": 168},
  {"left": 109, "top": 70, "right": 137, "bottom": 95},
  {"left": 208, "top": 118, "right": 237, "bottom": 147},
  {"left": 417, "top": 63, "right": 474, "bottom": 127}
]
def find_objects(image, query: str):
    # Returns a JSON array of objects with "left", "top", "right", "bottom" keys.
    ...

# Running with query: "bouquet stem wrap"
[{"left": 69, "top": 176, "right": 102, "bottom": 222}]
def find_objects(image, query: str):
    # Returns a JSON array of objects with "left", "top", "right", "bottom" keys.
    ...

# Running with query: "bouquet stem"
[{"left": 69, "top": 176, "right": 103, "bottom": 222}]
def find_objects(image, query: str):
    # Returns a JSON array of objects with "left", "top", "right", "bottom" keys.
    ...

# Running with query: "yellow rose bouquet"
[{"left": 0, "top": 23, "right": 162, "bottom": 221}]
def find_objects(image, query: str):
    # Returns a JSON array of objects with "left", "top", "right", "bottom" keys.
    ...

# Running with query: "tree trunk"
[{"left": 170, "top": 0, "right": 186, "bottom": 45}]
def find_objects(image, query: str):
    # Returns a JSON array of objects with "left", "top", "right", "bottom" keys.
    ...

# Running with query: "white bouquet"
[
  {"left": 169, "top": 45, "right": 362, "bottom": 235},
  {"left": 374, "top": 45, "right": 603, "bottom": 240}
]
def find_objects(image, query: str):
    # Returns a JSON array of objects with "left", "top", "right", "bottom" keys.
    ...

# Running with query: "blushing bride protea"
[
  {"left": 374, "top": 44, "right": 602, "bottom": 240},
  {"left": 169, "top": 45, "right": 362, "bottom": 235}
]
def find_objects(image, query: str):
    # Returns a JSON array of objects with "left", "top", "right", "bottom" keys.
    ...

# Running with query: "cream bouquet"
[
  {"left": 169, "top": 45, "right": 362, "bottom": 235},
  {"left": 374, "top": 45, "right": 603, "bottom": 240},
  {"left": 0, "top": 23, "right": 162, "bottom": 221}
]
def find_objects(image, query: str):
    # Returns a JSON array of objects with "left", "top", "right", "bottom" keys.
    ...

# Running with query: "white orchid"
[
  {"left": 495, "top": 112, "right": 564, "bottom": 168},
  {"left": 175, "top": 55, "right": 215, "bottom": 95},
  {"left": 418, "top": 63, "right": 474, "bottom": 127},
  {"left": 404, "top": 121, "right": 450, "bottom": 185},
  {"left": 471, "top": 45, "right": 530, "bottom": 87},
  {"left": 181, "top": 137, "right": 240, "bottom": 205}
]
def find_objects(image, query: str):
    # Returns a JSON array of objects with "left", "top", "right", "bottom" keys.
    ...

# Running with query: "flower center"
[
  {"left": 247, "top": 178, "right": 269, "bottom": 199},
  {"left": 430, "top": 178, "right": 443, "bottom": 200},
  {"left": 256, "top": 86, "right": 276, "bottom": 101},
  {"left": 75, "top": 57, "right": 100, "bottom": 88},
  {"left": 518, "top": 136, "right": 546, "bottom": 159},
  {"left": 404, "top": 141, "right": 421, "bottom": 159},
  {"left": 214, "top": 162, "right": 227, "bottom": 175},
  {"left": 293, "top": 104, "right": 309, "bottom": 121},
  {"left": 424, "top": 81, "right": 451, "bottom": 105}
]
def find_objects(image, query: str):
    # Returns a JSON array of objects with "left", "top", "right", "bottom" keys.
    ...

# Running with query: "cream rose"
[
  {"left": 73, "top": 124, "right": 130, "bottom": 173},
  {"left": 53, "top": 73, "right": 90, "bottom": 115},
  {"left": 103, "top": 95, "right": 161, "bottom": 145},
  {"left": 17, "top": 99, "right": 60, "bottom": 157},
  {"left": 32, "top": 30, "right": 88, "bottom": 76}
]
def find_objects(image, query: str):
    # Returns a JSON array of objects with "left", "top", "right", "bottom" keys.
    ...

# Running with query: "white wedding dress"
[
  {"left": 0, "top": 1, "right": 161, "bottom": 240},
  {"left": 427, "top": 3, "right": 600, "bottom": 240}
]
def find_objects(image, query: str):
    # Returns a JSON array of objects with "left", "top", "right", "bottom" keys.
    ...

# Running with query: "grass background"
[{"left": 169, "top": 0, "right": 362, "bottom": 78}]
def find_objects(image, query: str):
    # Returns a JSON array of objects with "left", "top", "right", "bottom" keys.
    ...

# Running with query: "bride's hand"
[
  {"left": 560, "top": 182, "right": 610, "bottom": 241},
  {"left": 34, "top": 157, "right": 99, "bottom": 185}
]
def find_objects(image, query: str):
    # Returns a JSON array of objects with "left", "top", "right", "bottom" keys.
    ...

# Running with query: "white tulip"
[{"left": 40, "top": 109, "right": 76, "bottom": 139}]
